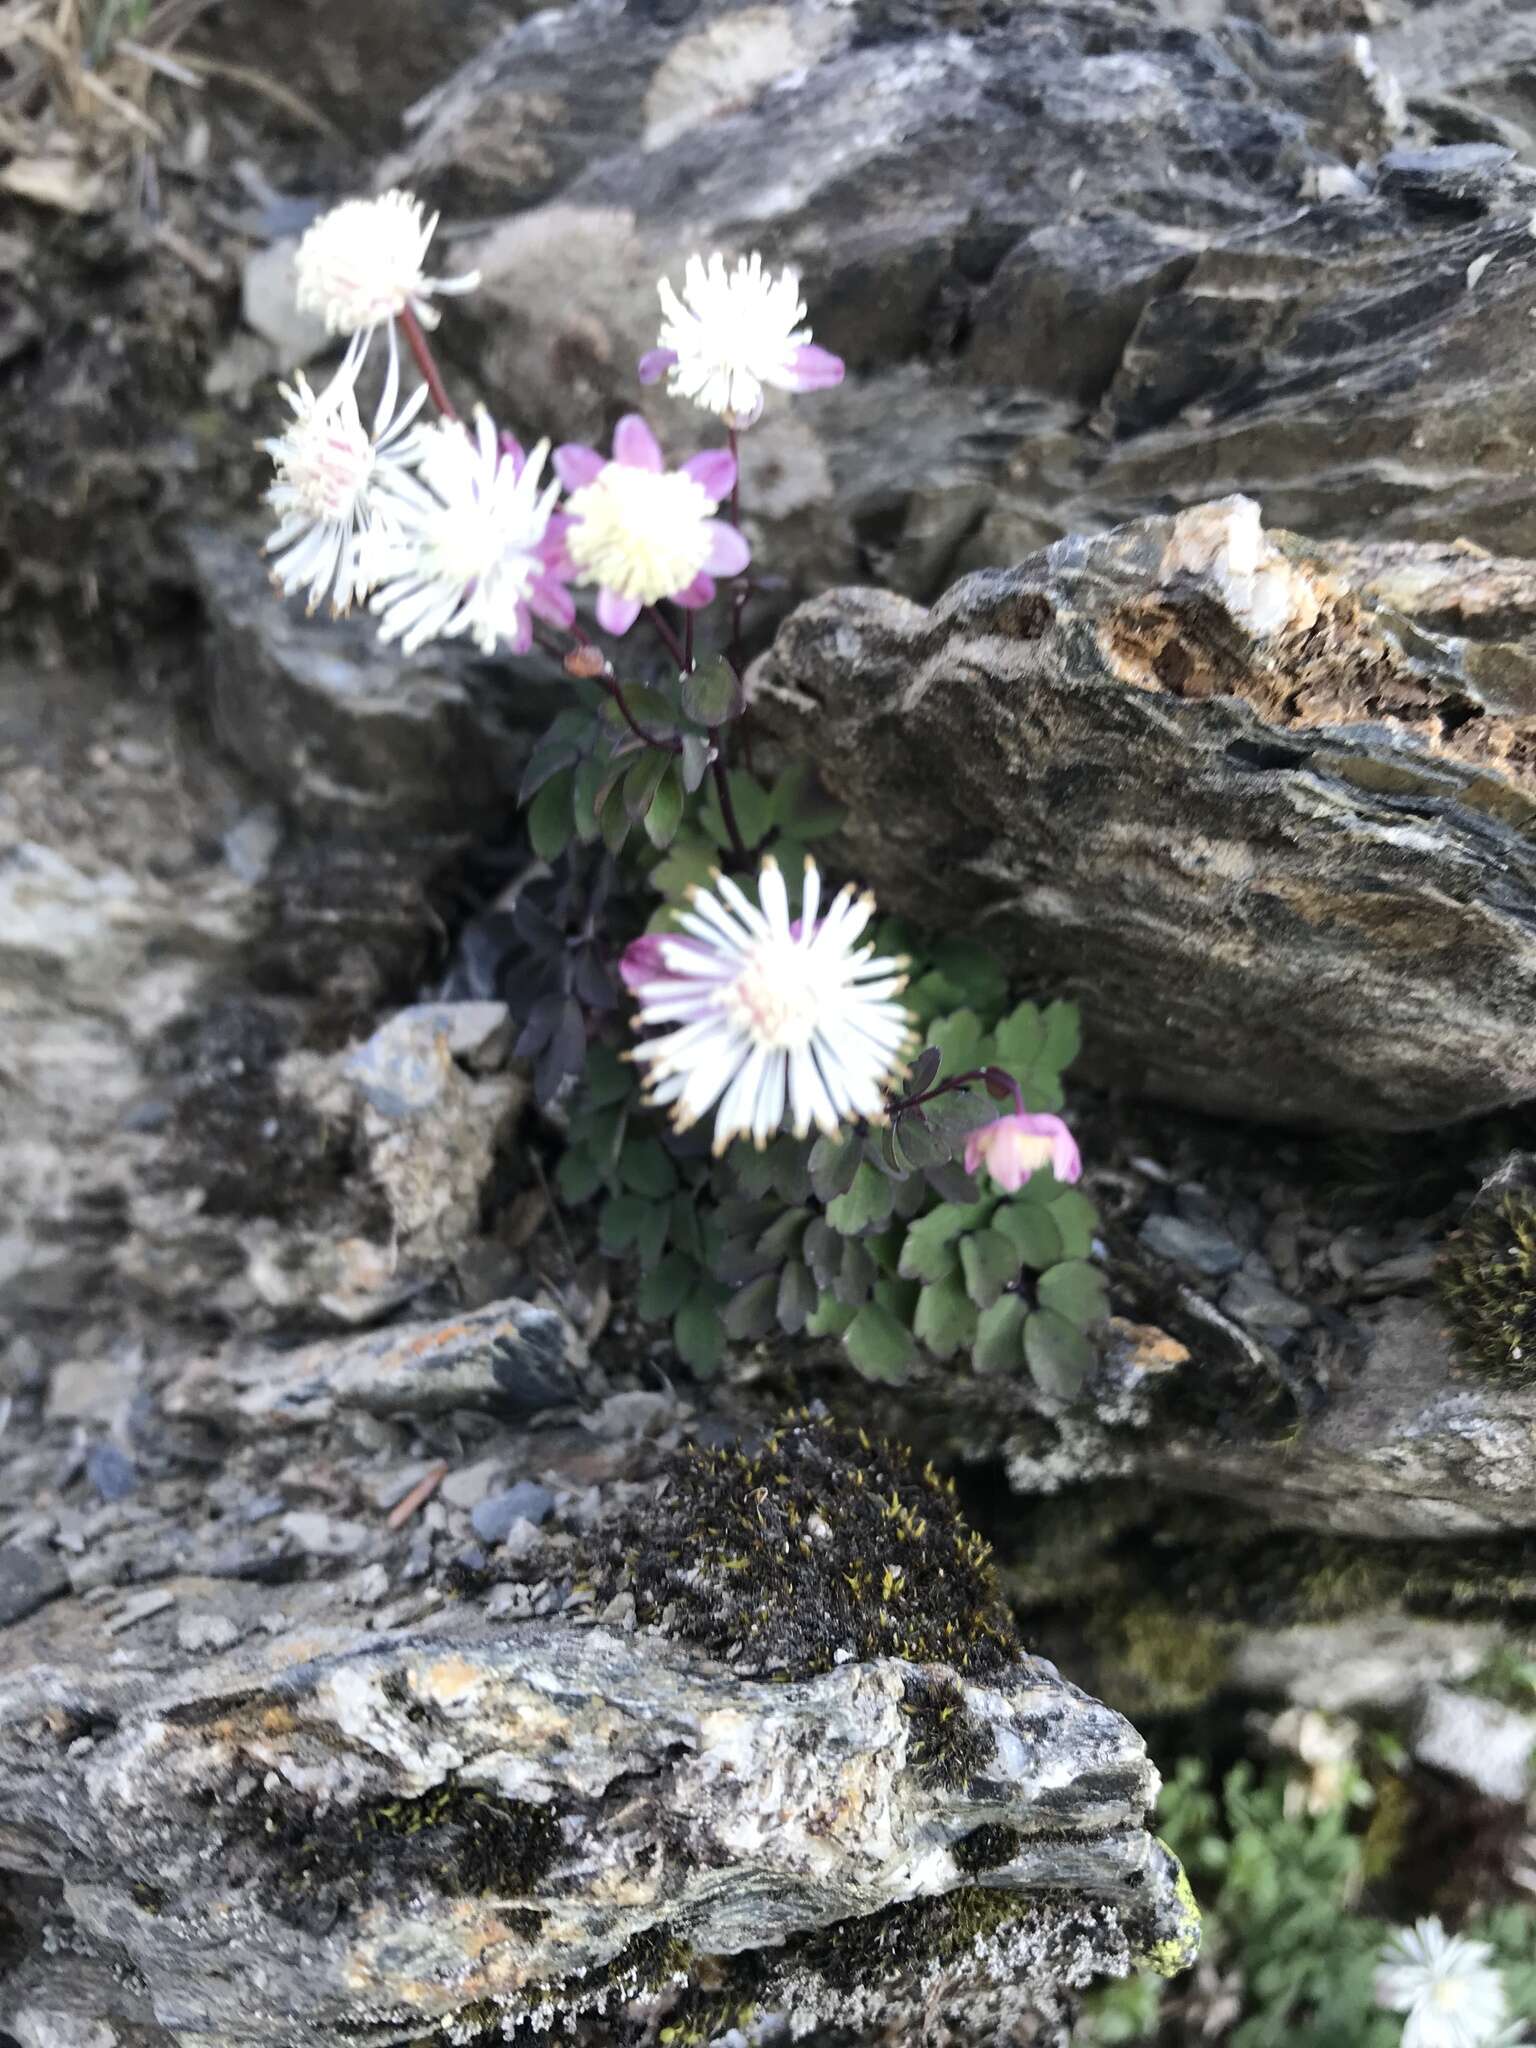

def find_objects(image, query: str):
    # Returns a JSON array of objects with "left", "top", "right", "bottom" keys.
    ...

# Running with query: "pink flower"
[
  {"left": 618, "top": 931, "right": 714, "bottom": 992},
  {"left": 964, "top": 1112, "right": 1081, "bottom": 1194},
  {"left": 551, "top": 414, "right": 749, "bottom": 638}
]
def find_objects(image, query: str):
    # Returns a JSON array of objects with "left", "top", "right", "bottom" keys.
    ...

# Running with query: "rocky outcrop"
[
  {"left": 0, "top": 1370, "right": 1196, "bottom": 2048},
  {"left": 751, "top": 495, "right": 1536, "bottom": 1131}
]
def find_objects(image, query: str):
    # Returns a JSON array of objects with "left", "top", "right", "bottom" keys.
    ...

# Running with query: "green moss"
[
  {"left": 1134, "top": 1846, "right": 1201, "bottom": 1978},
  {"left": 951, "top": 1822, "right": 1024, "bottom": 1874},
  {"left": 258, "top": 1781, "right": 563, "bottom": 1929},
  {"left": 592, "top": 1411, "right": 1019, "bottom": 1680},
  {"left": 786, "top": 1885, "right": 1032, "bottom": 1989},
  {"left": 1438, "top": 1193, "right": 1536, "bottom": 1381},
  {"left": 901, "top": 1671, "right": 998, "bottom": 1791},
  {"left": 1107, "top": 1603, "right": 1234, "bottom": 1715}
]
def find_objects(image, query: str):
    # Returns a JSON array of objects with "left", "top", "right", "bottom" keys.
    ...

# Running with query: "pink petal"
[
  {"left": 596, "top": 586, "right": 643, "bottom": 636},
  {"left": 553, "top": 443, "right": 605, "bottom": 490},
  {"left": 613, "top": 413, "right": 664, "bottom": 472},
  {"left": 673, "top": 572, "right": 716, "bottom": 610},
  {"left": 506, "top": 603, "right": 534, "bottom": 655},
  {"left": 620, "top": 934, "right": 671, "bottom": 990},
  {"left": 963, "top": 1131, "right": 985, "bottom": 1177},
  {"left": 702, "top": 520, "right": 750, "bottom": 576},
  {"left": 638, "top": 347, "right": 679, "bottom": 386},
  {"left": 529, "top": 573, "right": 575, "bottom": 629},
  {"left": 783, "top": 342, "right": 845, "bottom": 392},
  {"left": 682, "top": 448, "right": 736, "bottom": 502}
]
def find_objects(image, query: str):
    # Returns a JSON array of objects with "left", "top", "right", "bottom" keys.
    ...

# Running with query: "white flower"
[
  {"left": 367, "top": 407, "right": 572, "bottom": 657},
  {"left": 262, "top": 349, "right": 429, "bottom": 615},
  {"left": 1375, "top": 1920, "right": 1510, "bottom": 2048},
  {"left": 621, "top": 855, "right": 915, "bottom": 1154},
  {"left": 641, "top": 250, "right": 844, "bottom": 429},
  {"left": 294, "top": 188, "right": 479, "bottom": 339}
]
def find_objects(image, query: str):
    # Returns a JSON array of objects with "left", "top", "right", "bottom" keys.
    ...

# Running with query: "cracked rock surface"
[{"left": 752, "top": 495, "right": 1536, "bottom": 1131}]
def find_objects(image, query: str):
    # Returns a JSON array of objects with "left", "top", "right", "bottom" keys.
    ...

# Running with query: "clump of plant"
[
  {"left": 592, "top": 1409, "right": 1018, "bottom": 1680},
  {"left": 1078, "top": 1757, "right": 1536, "bottom": 2048},
  {"left": 1438, "top": 1191, "right": 1536, "bottom": 1383},
  {"left": 255, "top": 194, "right": 1108, "bottom": 1393}
]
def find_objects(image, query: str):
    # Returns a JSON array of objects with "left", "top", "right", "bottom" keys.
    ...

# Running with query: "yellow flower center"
[
  {"left": 566, "top": 463, "right": 714, "bottom": 603},
  {"left": 289, "top": 412, "right": 374, "bottom": 524},
  {"left": 725, "top": 939, "right": 825, "bottom": 1053}
]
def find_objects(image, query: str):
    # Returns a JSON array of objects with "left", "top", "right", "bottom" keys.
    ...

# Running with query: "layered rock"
[{"left": 752, "top": 495, "right": 1536, "bottom": 1131}]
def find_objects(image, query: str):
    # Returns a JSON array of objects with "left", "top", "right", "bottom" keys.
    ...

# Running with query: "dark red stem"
[
  {"left": 604, "top": 676, "right": 681, "bottom": 754},
  {"left": 643, "top": 604, "right": 687, "bottom": 671},
  {"left": 398, "top": 305, "right": 458, "bottom": 422}
]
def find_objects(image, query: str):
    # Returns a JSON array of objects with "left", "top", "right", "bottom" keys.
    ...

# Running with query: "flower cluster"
[
  {"left": 1375, "top": 1920, "right": 1518, "bottom": 2048},
  {"left": 261, "top": 191, "right": 845, "bottom": 653},
  {"left": 257, "top": 190, "right": 1085, "bottom": 1182}
]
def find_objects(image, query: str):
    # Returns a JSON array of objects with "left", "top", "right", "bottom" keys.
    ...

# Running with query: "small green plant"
[
  {"left": 1438, "top": 1191, "right": 1536, "bottom": 1383},
  {"left": 557, "top": 929, "right": 1106, "bottom": 1389},
  {"left": 1082, "top": 1758, "right": 1536, "bottom": 2047}
]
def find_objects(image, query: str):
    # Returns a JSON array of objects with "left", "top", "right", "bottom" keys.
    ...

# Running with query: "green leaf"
[
  {"left": 648, "top": 834, "right": 717, "bottom": 905},
  {"left": 644, "top": 762, "right": 685, "bottom": 849},
  {"left": 680, "top": 654, "right": 742, "bottom": 727},
  {"left": 1024, "top": 1309, "right": 1095, "bottom": 1398},
  {"left": 637, "top": 1252, "right": 696, "bottom": 1321},
  {"left": 992, "top": 1202, "right": 1064, "bottom": 1271},
  {"left": 527, "top": 769, "right": 576, "bottom": 860},
  {"left": 803, "top": 1217, "right": 842, "bottom": 1289},
  {"left": 922, "top": 1090, "right": 996, "bottom": 1145},
  {"left": 873, "top": 1274, "right": 919, "bottom": 1322},
  {"left": 669, "top": 1196, "right": 704, "bottom": 1261},
  {"left": 927, "top": 1009, "right": 989, "bottom": 1078},
  {"left": 599, "top": 777, "right": 632, "bottom": 854},
  {"left": 897, "top": 1215, "right": 963, "bottom": 1286},
  {"left": 622, "top": 748, "right": 669, "bottom": 822},
  {"left": 973, "top": 1293, "right": 1027, "bottom": 1375},
  {"left": 769, "top": 762, "right": 844, "bottom": 840},
  {"left": 723, "top": 1270, "right": 780, "bottom": 1340},
  {"left": 621, "top": 1137, "right": 678, "bottom": 1198},
  {"left": 1017, "top": 1068, "right": 1066, "bottom": 1114},
  {"left": 842, "top": 1302, "right": 918, "bottom": 1384},
  {"left": 518, "top": 737, "right": 579, "bottom": 805},
  {"left": 674, "top": 1294, "right": 726, "bottom": 1375},
  {"left": 913, "top": 1276, "right": 978, "bottom": 1360},
  {"left": 809, "top": 1130, "right": 863, "bottom": 1203},
  {"left": 1047, "top": 1188, "right": 1098, "bottom": 1261},
  {"left": 927, "top": 940, "right": 1008, "bottom": 1017},
  {"left": 777, "top": 1259, "right": 818, "bottom": 1335},
  {"left": 555, "top": 1146, "right": 604, "bottom": 1204},
  {"left": 805, "top": 1293, "right": 856, "bottom": 1339},
  {"left": 833, "top": 1235, "right": 876, "bottom": 1306},
  {"left": 755, "top": 1206, "right": 810, "bottom": 1262},
  {"left": 679, "top": 732, "right": 711, "bottom": 794},
  {"left": 992, "top": 1000, "right": 1046, "bottom": 1072},
  {"left": 584, "top": 1044, "right": 634, "bottom": 1110},
  {"left": 571, "top": 752, "right": 609, "bottom": 843},
  {"left": 1037, "top": 1258, "right": 1110, "bottom": 1328},
  {"left": 1039, "top": 999, "right": 1082, "bottom": 1072},
  {"left": 702, "top": 769, "right": 773, "bottom": 851},
  {"left": 959, "top": 1227, "right": 1024, "bottom": 1309},
  {"left": 897, "top": 1199, "right": 996, "bottom": 1282},
  {"left": 599, "top": 1194, "right": 647, "bottom": 1252},
  {"left": 892, "top": 1111, "right": 947, "bottom": 1170},
  {"left": 637, "top": 1201, "right": 670, "bottom": 1269},
  {"left": 824, "top": 1160, "right": 895, "bottom": 1235}
]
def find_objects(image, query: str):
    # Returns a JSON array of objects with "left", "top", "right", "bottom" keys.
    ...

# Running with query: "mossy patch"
[
  {"left": 593, "top": 1411, "right": 1019, "bottom": 1680},
  {"left": 901, "top": 1671, "right": 998, "bottom": 1790},
  {"left": 255, "top": 1780, "right": 563, "bottom": 1929},
  {"left": 1437, "top": 1192, "right": 1536, "bottom": 1382},
  {"left": 951, "top": 1822, "right": 1024, "bottom": 1874}
]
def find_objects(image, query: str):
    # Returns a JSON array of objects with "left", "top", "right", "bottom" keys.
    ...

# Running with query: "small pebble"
[
  {"left": 86, "top": 1443, "right": 138, "bottom": 1503},
  {"left": 472, "top": 1483, "right": 556, "bottom": 1546},
  {"left": 1221, "top": 1271, "right": 1313, "bottom": 1330},
  {"left": 1139, "top": 1213, "right": 1244, "bottom": 1277},
  {"left": 177, "top": 1612, "right": 241, "bottom": 1654},
  {"left": 106, "top": 1589, "right": 176, "bottom": 1636}
]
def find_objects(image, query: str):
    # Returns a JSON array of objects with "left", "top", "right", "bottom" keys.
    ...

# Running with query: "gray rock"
[
  {"left": 471, "top": 1481, "right": 556, "bottom": 1544},
  {"left": 0, "top": 1615, "right": 1196, "bottom": 2048},
  {"left": 754, "top": 497, "right": 1536, "bottom": 1130},
  {"left": 1220, "top": 1272, "right": 1313, "bottom": 1331},
  {"left": 1140, "top": 1214, "right": 1245, "bottom": 1277},
  {"left": 344, "top": 1002, "right": 514, "bottom": 1115},
  {"left": 85, "top": 1444, "right": 137, "bottom": 1503},
  {"left": 162, "top": 1297, "right": 589, "bottom": 1431},
  {"left": 1413, "top": 1681, "right": 1536, "bottom": 1802},
  {"left": 278, "top": 1512, "right": 372, "bottom": 1559},
  {"left": 176, "top": 1612, "right": 242, "bottom": 1655},
  {"left": 0, "top": 1545, "right": 68, "bottom": 1628},
  {"left": 240, "top": 239, "right": 331, "bottom": 365}
]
